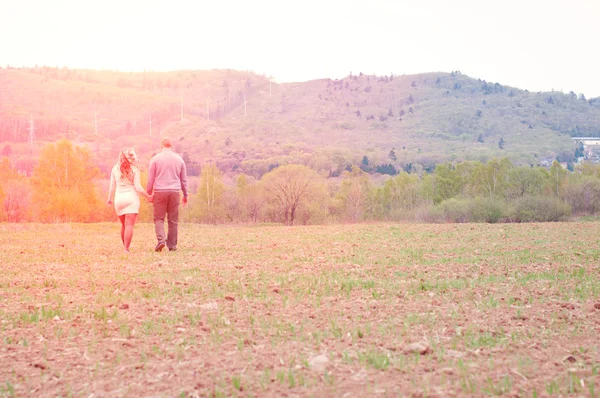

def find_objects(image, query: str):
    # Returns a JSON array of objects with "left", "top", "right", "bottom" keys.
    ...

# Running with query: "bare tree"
[
  {"left": 261, "top": 165, "right": 325, "bottom": 225},
  {"left": 2, "top": 180, "right": 31, "bottom": 222}
]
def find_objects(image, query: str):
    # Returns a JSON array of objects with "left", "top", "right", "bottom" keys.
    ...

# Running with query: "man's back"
[{"left": 147, "top": 150, "right": 188, "bottom": 195}]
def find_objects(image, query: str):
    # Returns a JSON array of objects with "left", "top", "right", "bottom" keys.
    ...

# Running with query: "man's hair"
[{"left": 161, "top": 137, "right": 173, "bottom": 148}]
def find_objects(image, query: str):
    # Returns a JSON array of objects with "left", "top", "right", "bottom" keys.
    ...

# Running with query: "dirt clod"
[
  {"left": 403, "top": 342, "right": 431, "bottom": 355},
  {"left": 560, "top": 303, "right": 575, "bottom": 310},
  {"left": 199, "top": 302, "right": 218, "bottom": 311},
  {"left": 308, "top": 355, "right": 329, "bottom": 373},
  {"left": 563, "top": 355, "right": 577, "bottom": 363}
]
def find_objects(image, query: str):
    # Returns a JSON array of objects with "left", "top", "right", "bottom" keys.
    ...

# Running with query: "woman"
[{"left": 106, "top": 148, "right": 152, "bottom": 252}]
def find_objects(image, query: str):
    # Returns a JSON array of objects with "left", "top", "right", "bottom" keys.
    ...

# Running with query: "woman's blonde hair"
[{"left": 118, "top": 148, "right": 138, "bottom": 183}]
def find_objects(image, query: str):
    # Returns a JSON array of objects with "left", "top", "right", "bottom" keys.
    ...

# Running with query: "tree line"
[{"left": 2, "top": 139, "right": 600, "bottom": 224}]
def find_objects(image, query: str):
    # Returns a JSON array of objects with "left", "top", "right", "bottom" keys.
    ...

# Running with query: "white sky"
[{"left": 2, "top": 0, "right": 599, "bottom": 97}]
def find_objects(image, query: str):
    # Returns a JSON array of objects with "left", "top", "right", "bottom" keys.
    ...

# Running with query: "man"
[{"left": 146, "top": 137, "right": 188, "bottom": 252}]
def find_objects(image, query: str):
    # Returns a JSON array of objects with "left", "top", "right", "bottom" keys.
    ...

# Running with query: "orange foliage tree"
[{"left": 31, "top": 139, "right": 104, "bottom": 222}]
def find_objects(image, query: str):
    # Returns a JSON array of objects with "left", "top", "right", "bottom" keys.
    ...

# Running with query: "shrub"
[
  {"left": 432, "top": 198, "right": 473, "bottom": 223},
  {"left": 414, "top": 204, "right": 436, "bottom": 223},
  {"left": 427, "top": 197, "right": 507, "bottom": 223},
  {"left": 296, "top": 200, "right": 329, "bottom": 225},
  {"left": 470, "top": 197, "right": 507, "bottom": 223},
  {"left": 335, "top": 122, "right": 354, "bottom": 130},
  {"left": 508, "top": 196, "right": 571, "bottom": 222},
  {"left": 563, "top": 176, "right": 600, "bottom": 215},
  {"left": 414, "top": 196, "right": 570, "bottom": 224}
]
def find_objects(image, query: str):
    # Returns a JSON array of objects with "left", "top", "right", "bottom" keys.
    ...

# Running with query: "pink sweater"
[{"left": 146, "top": 149, "right": 188, "bottom": 198}]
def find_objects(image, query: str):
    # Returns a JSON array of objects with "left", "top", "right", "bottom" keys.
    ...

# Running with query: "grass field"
[{"left": 1, "top": 222, "right": 599, "bottom": 397}]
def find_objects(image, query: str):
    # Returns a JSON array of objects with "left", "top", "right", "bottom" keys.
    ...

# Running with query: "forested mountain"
[{"left": 1, "top": 66, "right": 599, "bottom": 177}]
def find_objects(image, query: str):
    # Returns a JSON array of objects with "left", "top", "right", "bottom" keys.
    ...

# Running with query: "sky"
[{"left": 2, "top": 0, "right": 599, "bottom": 97}]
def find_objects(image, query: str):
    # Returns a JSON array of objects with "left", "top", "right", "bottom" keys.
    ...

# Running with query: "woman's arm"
[
  {"left": 133, "top": 167, "right": 151, "bottom": 200},
  {"left": 107, "top": 167, "right": 116, "bottom": 205}
]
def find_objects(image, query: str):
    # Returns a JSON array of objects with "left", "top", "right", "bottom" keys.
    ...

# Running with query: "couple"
[{"left": 106, "top": 138, "right": 188, "bottom": 253}]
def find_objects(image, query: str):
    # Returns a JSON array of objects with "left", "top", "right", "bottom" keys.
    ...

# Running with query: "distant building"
[
  {"left": 572, "top": 137, "right": 600, "bottom": 163},
  {"left": 572, "top": 137, "right": 600, "bottom": 147}
]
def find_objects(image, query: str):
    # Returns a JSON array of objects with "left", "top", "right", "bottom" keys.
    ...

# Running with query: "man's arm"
[
  {"left": 146, "top": 159, "right": 156, "bottom": 195},
  {"left": 180, "top": 161, "right": 188, "bottom": 200}
]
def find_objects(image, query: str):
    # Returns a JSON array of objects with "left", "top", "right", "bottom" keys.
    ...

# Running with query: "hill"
[{"left": 1, "top": 66, "right": 599, "bottom": 177}]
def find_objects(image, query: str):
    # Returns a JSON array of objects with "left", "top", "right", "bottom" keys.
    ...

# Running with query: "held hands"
[
  {"left": 147, "top": 194, "right": 154, "bottom": 203},
  {"left": 106, "top": 199, "right": 113, "bottom": 206}
]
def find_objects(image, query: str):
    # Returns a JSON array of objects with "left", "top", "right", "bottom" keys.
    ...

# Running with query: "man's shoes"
[
  {"left": 168, "top": 247, "right": 177, "bottom": 252},
  {"left": 155, "top": 242, "right": 166, "bottom": 252}
]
